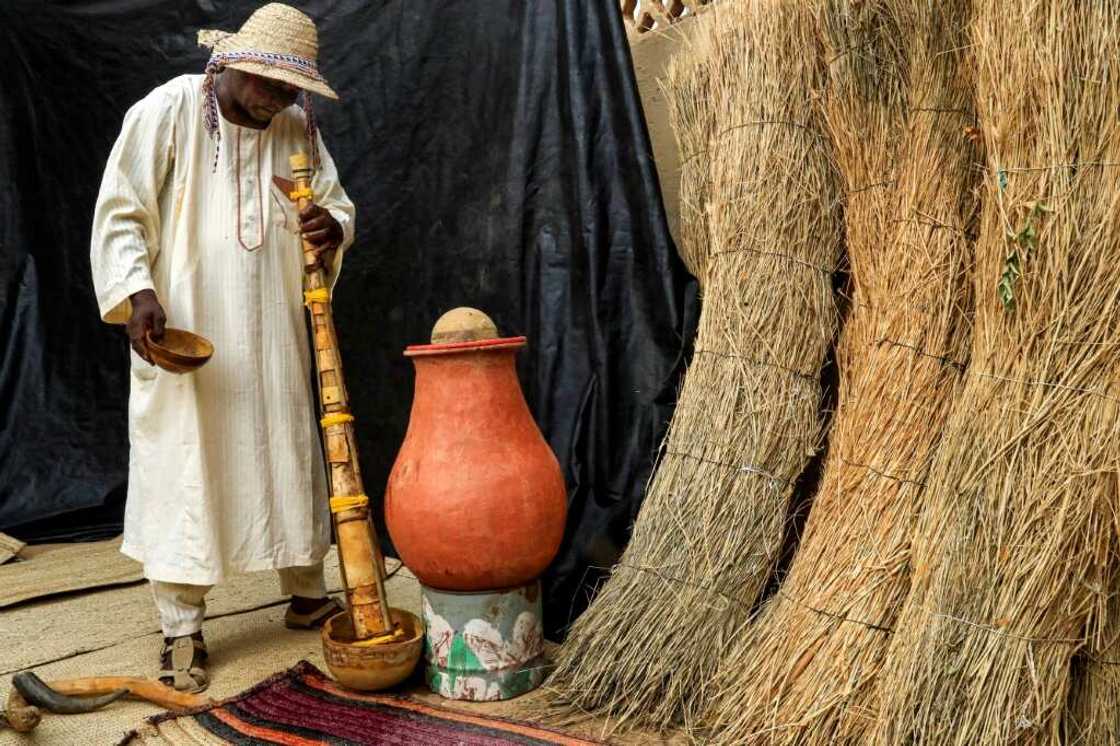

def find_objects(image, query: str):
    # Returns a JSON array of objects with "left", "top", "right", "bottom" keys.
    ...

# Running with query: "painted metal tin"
[{"left": 422, "top": 581, "right": 546, "bottom": 701}]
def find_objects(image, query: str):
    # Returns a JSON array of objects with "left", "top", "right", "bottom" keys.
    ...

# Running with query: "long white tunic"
[{"left": 90, "top": 74, "right": 356, "bottom": 586}]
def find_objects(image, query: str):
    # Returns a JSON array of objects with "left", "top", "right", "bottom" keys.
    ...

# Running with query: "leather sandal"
[
  {"left": 159, "top": 635, "right": 210, "bottom": 693},
  {"left": 284, "top": 597, "right": 344, "bottom": 630}
]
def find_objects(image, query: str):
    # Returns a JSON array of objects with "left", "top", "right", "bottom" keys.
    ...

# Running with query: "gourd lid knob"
[{"left": 430, "top": 307, "right": 499, "bottom": 344}]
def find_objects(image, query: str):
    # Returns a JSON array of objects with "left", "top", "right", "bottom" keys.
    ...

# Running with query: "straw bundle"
[
  {"left": 539, "top": 0, "right": 842, "bottom": 732},
  {"left": 663, "top": 18, "right": 714, "bottom": 285},
  {"left": 1063, "top": 488, "right": 1120, "bottom": 745},
  {"left": 873, "top": 2, "right": 1120, "bottom": 742},
  {"left": 1065, "top": 655, "right": 1120, "bottom": 746},
  {"left": 1063, "top": 560, "right": 1120, "bottom": 745},
  {"left": 706, "top": 1, "right": 978, "bottom": 741}
]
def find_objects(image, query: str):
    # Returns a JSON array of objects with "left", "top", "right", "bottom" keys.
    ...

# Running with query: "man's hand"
[
  {"left": 127, "top": 289, "right": 166, "bottom": 364},
  {"left": 299, "top": 203, "right": 343, "bottom": 271}
]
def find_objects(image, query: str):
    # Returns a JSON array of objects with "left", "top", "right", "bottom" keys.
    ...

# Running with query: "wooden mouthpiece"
[
  {"left": 290, "top": 152, "right": 313, "bottom": 183},
  {"left": 289, "top": 152, "right": 311, "bottom": 171}
]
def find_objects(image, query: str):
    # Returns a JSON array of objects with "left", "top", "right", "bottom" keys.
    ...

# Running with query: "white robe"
[{"left": 90, "top": 74, "right": 356, "bottom": 586}]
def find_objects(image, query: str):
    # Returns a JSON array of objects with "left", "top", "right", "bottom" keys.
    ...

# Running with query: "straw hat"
[{"left": 198, "top": 3, "right": 338, "bottom": 100}]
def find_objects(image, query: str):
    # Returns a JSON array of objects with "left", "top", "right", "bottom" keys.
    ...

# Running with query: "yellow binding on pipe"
[
  {"left": 351, "top": 625, "right": 408, "bottom": 646},
  {"left": 329, "top": 495, "right": 369, "bottom": 514},
  {"left": 304, "top": 288, "right": 331, "bottom": 307},
  {"left": 320, "top": 413, "right": 354, "bottom": 428},
  {"left": 289, "top": 187, "right": 314, "bottom": 201}
]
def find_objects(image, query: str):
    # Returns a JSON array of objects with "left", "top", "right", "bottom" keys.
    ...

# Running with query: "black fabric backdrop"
[{"left": 0, "top": 0, "right": 698, "bottom": 637}]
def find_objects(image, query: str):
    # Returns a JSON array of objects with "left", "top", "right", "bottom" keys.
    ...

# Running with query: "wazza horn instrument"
[{"left": 286, "top": 152, "right": 402, "bottom": 646}]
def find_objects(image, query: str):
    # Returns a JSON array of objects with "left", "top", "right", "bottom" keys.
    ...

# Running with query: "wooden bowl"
[
  {"left": 321, "top": 608, "right": 423, "bottom": 692},
  {"left": 146, "top": 328, "right": 213, "bottom": 374}
]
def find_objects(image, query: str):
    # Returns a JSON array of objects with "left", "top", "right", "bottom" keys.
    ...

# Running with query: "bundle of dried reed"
[
  {"left": 706, "top": 0, "right": 978, "bottom": 741},
  {"left": 537, "top": 0, "right": 842, "bottom": 732},
  {"left": 1062, "top": 480, "right": 1120, "bottom": 744},
  {"left": 873, "top": 2, "right": 1120, "bottom": 742},
  {"left": 1065, "top": 659, "right": 1120, "bottom": 746},
  {"left": 663, "top": 24, "right": 715, "bottom": 284},
  {"left": 1064, "top": 557, "right": 1120, "bottom": 745}
]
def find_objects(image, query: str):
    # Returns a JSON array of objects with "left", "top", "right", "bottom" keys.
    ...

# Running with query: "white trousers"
[{"left": 151, "top": 564, "right": 327, "bottom": 637}]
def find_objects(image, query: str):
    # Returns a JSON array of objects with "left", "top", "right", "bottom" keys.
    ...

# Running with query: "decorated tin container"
[{"left": 422, "top": 582, "right": 546, "bottom": 701}]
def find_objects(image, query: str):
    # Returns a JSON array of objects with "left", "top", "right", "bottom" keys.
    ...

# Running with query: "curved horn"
[{"left": 12, "top": 673, "right": 128, "bottom": 715}]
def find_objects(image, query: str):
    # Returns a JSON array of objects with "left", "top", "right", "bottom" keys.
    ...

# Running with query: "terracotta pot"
[{"left": 385, "top": 336, "right": 567, "bottom": 591}]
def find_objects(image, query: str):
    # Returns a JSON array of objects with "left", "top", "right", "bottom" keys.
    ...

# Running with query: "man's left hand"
[{"left": 299, "top": 203, "right": 343, "bottom": 269}]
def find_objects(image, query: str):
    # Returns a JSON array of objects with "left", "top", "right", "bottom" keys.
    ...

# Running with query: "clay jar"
[{"left": 385, "top": 312, "right": 567, "bottom": 592}]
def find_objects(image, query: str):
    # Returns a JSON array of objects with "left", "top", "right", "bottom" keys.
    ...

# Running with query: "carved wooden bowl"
[
  {"left": 146, "top": 328, "right": 214, "bottom": 374},
  {"left": 321, "top": 608, "right": 423, "bottom": 692}
]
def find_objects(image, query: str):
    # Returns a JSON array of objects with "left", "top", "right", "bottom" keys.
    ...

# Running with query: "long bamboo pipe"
[{"left": 288, "top": 151, "right": 395, "bottom": 641}]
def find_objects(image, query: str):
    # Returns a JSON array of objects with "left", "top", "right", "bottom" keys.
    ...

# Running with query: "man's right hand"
[{"left": 127, "top": 289, "right": 166, "bottom": 364}]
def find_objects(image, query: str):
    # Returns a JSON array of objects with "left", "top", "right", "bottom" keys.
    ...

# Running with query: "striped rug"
[{"left": 122, "top": 661, "right": 602, "bottom": 745}]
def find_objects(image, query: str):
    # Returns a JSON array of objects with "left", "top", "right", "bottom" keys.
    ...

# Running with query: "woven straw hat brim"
[
  {"left": 198, "top": 3, "right": 338, "bottom": 100},
  {"left": 222, "top": 59, "right": 339, "bottom": 100}
]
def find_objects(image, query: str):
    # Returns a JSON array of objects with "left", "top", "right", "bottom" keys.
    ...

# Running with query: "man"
[{"left": 90, "top": 4, "right": 354, "bottom": 692}]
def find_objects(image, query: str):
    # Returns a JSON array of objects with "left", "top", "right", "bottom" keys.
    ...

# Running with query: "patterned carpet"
[{"left": 122, "top": 661, "right": 603, "bottom": 745}]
